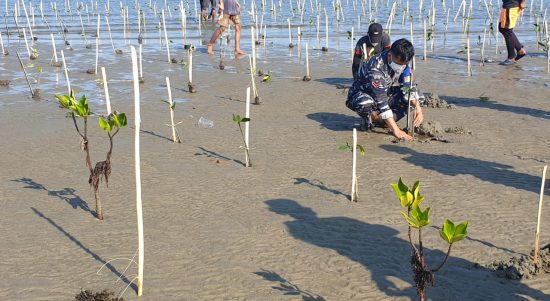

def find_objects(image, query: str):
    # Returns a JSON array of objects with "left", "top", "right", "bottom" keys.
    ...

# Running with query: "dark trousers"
[{"left": 498, "top": 26, "right": 523, "bottom": 60}]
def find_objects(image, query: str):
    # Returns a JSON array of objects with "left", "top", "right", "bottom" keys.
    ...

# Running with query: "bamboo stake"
[
  {"left": 101, "top": 67, "right": 111, "bottom": 114},
  {"left": 130, "top": 45, "right": 144, "bottom": 297},
  {"left": 324, "top": 9, "right": 328, "bottom": 50},
  {"left": 139, "top": 43, "right": 143, "bottom": 79},
  {"left": 287, "top": 18, "right": 293, "bottom": 47},
  {"left": 244, "top": 87, "right": 251, "bottom": 167},
  {"left": 533, "top": 165, "right": 548, "bottom": 262},
  {"left": 61, "top": 50, "right": 71, "bottom": 93},
  {"left": 248, "top": 55, "right": 260, "bottom": 104},
  {"left": 251, "top": 26, "right": 256, "bottom": 73},
  {"left": 162, "top": 10, "right": 170, "bottom": 62},
  {"left": 15, "top": 51, "right": 35, "bottom": 97},
  {"left": 0, "top": 31, "right": 5, "bottom": 55},
  {"left": 105, "top": 15, "right": 116, "bottom": 53},
  {"left": 303, "top": 42, "right": 311, "bottom": 81},
  {"left": 95, "top": 37, "right": 99, "bottom": 74},
  {"left": 23, "top": 28, "right": 31, "bottom": 58},
  {"left": 351, "top": 128, "right": 358, "bottom": 202},
  {"left": 166, "top": 76, "right": 180, "bottom": 143}
]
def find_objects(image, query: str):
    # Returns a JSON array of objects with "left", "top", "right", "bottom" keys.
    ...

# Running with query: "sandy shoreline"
[{"left": 1, "top": 26, "right": 550, "bottom": 300}]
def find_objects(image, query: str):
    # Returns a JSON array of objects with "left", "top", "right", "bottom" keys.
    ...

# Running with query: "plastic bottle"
[{"left": 197, "top": 117, "right": 214, "bottom": 128}]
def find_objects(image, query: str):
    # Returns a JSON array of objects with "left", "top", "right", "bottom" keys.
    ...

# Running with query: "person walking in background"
[
  {"left": 206, "top": 0, "right": 246, "bottom": 55},
  {"left": 200, "top": 0, "right": 216, "bottom": 21},
  {"left": 498, "top": 0, "right": 527, "bottom": 65},
  {"left": 352, "top": 23, "right": 391, "bottom": 80}
]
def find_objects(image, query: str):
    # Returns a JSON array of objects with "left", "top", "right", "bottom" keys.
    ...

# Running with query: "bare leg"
[
  {"left": 207, "top": 26, "right": 226, "bottom": 54},
  {"left": 234, "top": 24, "right": 246, "bottom": 55}
]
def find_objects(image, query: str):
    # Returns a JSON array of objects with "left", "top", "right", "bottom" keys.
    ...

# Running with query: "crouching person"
[{"left": 346, "top": 38, "right": 424, "bottom": 141}]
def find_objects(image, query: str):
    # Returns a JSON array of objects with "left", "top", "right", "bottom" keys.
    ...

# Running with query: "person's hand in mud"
[
  {"left": 394, "top": 128, "right": 413, "bottom": 141},
  {"left": 385, "top": 117, "right": 413, "bottom": 141}
]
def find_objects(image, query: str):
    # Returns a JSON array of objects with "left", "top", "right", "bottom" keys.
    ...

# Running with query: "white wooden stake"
[
  {"left": 248, "top": 56, "right": 258, "bottom": 99},
  {"left": 251, "top": 26, "right": 256, "bottom": 73},
  {"left": 287, "top": 18, "right": 292, "bottom": 46},
  {"left": 105, "top": 15, "right": 116, "bottom": 53},
  {"left": 139, "top": 43, "right": 143, "bottom": 78},
  {"left": 534, "top": 165, "right": 548, "bottom": 262},
  {"left": 188, "top": 49, "right": 193, "bottom": 83},
  {"left": 95, "top": 37, "right": 99, "bottom": 74},
  {"left": 0, "top": 32, "right": 5, "bottom": 55},
  {"left": 423, "top": 19, "right": 427, "bottom": 60},
  {"left": 130, "top": 45, "right": 144, "bottom": 297},
  {"left": 61, "top": 50, "right": 71, "bottom": 93},
  {"left": 305, "top": 42, "right": 310, "bottom": 77},
  {"left": 23, "top": 28, "right": 31, "bottom": 58},
  {"left": 325, "top": 10, "right": 329, "bottom": 49},
  {"left": 245, "top": 87, "right": 251, "bottom": 167},
  {"left": 166, "top": 77, "right": 179, "bottom": 143},
  {"left": 101, "top": 67, "right": 111, "bottom": 114},
  {"left": 162, "top": 10, "right": 170, "bottom": 62},
  {"left": 351, "top": 128, "right": 358, "bottom": 202}
]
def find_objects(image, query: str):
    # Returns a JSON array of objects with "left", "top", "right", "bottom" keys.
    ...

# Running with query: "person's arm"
[
  {"left": 352, "top": 44, "right": 363, "bottom": 80},
  {"left": 384, "top": 117, "right": 413, "bottom": 140}
]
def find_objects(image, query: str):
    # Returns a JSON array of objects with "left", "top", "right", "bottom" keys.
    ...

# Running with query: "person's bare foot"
[
  {"left": 235, "top": 49, "right": 246, "bottom": 55},
  {"left": 201, "top": 10, "right": 207, "bottom": 21},
  {"left": 207, "top": 44, "right": 214, "bottom": 55}
]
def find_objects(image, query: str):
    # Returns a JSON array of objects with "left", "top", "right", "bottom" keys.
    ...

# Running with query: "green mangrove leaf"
[
  {"left": 232, "top": 114, "right": 241, "bottom": 123},
  {"left": 440, "top": 219, "right": 456, "bottom": 244},
  {"left": 412, "top": 181, "right": 420, "bottom": 199},
  {"left": 99, "top": 117, "right": 112, "bottom": 132},
  {"left": 451, "top": 221, "right": 469, "bottom": 243},
  {"left": 357, "top": 144, "right": 365, "bottom": 156},
  {"left": 241, "top": 118, "right": 250, "bottom": 123},
  {"left": 397, "top": 177, "right": 409, "bottom": 194},
  {"left": 400, "top": 211, "right": 419, "bottom": 228},
  {"left": 116, "top": 113, "right": 127, "bottom": 127},
  {"left": 339, "top": 143, "right": 351, "bottom": 151},
  {"left": 56, "top": 94, "right": 72, "bottom": 109}
]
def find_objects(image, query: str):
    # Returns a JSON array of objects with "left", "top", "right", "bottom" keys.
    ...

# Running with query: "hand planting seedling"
[
  {"left": 391, "top": 178, "right": 468, "bottom": 301},
  {"left": 232, "top": 114, "right": 251, "bottom": 167},
  {"left": 56, "top": 90, "right": 127, "bottom": 220}
]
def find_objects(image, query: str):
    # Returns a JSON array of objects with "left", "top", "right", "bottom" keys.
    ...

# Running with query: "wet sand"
[{"left": 1, "top": 20, "right": 550, "bottom": 301}]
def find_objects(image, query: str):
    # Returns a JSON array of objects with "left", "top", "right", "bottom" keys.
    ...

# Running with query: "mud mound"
[
  {"left": 424, "top": 94, "right": 455, "bottom": 109},
  {"left": 445, "top": 126, "right": 472, "bottom": 135},
  {"left": 416, "top": 121, "right": 444, "bottom": 137},
  {"left": 486, "top": 245, "right": 550, "bottom": 280},
  {"left": 74, "top": 289, "right": 126, "bottom": 301}
]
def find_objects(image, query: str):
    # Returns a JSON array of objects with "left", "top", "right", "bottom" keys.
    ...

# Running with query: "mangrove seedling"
[
  {"left": 56, "top": 90, "right": 127, "bottom": 220},
  {"left": 232, "top": 114, "right": 251, "bottom": 167},
  {"left": 391, "top": 178, "right": 468, "bottom": 301},
  {"left": 339, "top": 134, "right": 365, "bottom": 202}
]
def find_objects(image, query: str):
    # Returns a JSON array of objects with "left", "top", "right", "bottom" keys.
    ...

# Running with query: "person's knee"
[
  {"left": 219, "top": 26, "right": 227, "bottom": 33},
  {"left": 235, "top": 24, "right": 242, "bottom": 32},
  {"left": 498, "top": 26, "right": 507, "bottom": 34}
]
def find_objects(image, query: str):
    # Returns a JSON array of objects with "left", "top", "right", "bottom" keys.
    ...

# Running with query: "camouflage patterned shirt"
[{"left": 348, "top": 50, "right": 405, "bottom": 115}]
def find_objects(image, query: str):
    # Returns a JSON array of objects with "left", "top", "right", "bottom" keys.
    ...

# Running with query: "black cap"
[{"left": 368, "top": 23, "right": 383, "bottom": 46}]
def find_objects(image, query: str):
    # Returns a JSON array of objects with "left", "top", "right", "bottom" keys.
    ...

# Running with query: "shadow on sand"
[
  {"left": 31, "top": 207, "right": 137, "bottom": 293},
  {"left": 441, "top": 95, "right": 550, "bottom": 121},
  {"left": 380, "top": 144, "right": 550, "bottom": 196},
  {"left": 13, "top": 178, "right": 94, "bottom": 217},
  {"left": 254, "top": 269, "right": 326, "bottom": 300},
  {"left": 265, "top": 199, "right": 549, "bottom": 300}
]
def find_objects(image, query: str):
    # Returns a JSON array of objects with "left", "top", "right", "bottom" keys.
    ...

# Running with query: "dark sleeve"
[
  {"left": 352, "top": 39, "right": 364, "bottom": 79},
  {"left": 382, "top": 34, "right": 391, "bottom": 49}
]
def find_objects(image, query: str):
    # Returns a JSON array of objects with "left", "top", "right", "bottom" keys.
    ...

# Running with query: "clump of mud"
[
  {"left": 424, "top": 94, "right": 455, "bottom": 109},
  {"left": 445, "top": 126, "right": 472, "bottom": 135},
  {"left": 485, "top": 244, "right": 550, "bottom": 280},
  {"left": 74, "top": 289, "right": 126, "bottom": 301},
  {"left": 0, "top": 79, "right": 11, "bottom": 86},
  {"left": 416, "top": 121, "right": 444, "bottom": 137}
]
